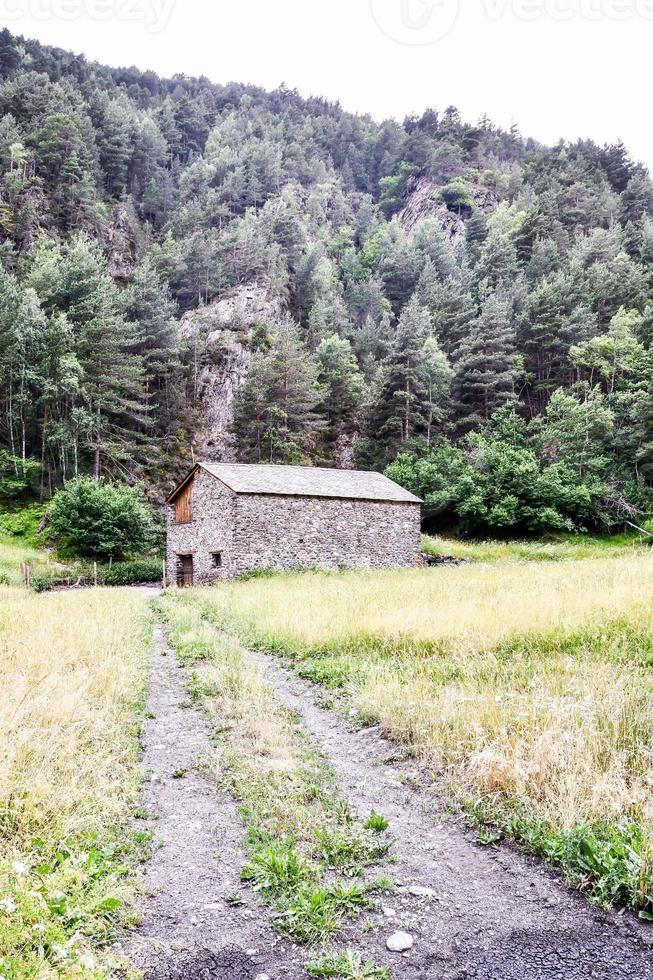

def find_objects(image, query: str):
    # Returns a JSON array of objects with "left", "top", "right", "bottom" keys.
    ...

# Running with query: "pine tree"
[
  {"left": 453, "top": 293, "right": 518, "bottom": 428},
  {"left": 124, "top": 257, "right": 181, "bottom": 436},
  {"left": 27, "top": 236, "right": 147, "bottom": 477},
  {"left": 316, "top": 334, "right": 363, "bottom": 445},
  {"left": 373, "top": 300, "right": 432, "bottom": 446},
  {"left": 233, "top": 318, "right": 326, "bottom": 462},
  {"left": 422, "top": 334, "right": 453, "bottom": 446}
]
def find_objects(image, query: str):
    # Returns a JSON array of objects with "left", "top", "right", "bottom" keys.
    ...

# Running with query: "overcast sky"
[{"left": 5, "top": 0, "right": 652, "bottom": 169}]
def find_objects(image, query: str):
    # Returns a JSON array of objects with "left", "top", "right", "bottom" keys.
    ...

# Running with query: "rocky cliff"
[
  {"left": 180, "top": 281, "right": 287, "bottom": 460},
  {"left": 398, "top": 176, "right": 497, "bottom": 246}
]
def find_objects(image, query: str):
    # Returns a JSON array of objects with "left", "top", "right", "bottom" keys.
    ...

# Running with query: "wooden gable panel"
[{"left": 174, "top": 479, "right": 193, "bottom": 523}]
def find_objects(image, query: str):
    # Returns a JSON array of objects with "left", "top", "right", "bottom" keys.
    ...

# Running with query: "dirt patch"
[
  {"left": 244, "top": 645, "right": 653, "bottom": 980},
  {"left": 121, "top": 626, "right": 305, "bottom": 980},
  {"left": 141, "top": 945, "right": 257, "bottom": 980}
]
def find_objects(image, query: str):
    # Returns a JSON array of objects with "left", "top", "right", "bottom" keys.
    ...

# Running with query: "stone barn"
[{"left": 165, "top": 462, "right": 422, "bottom": 585}]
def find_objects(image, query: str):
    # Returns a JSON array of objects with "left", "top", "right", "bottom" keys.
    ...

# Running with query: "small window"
[{"left": 211, "top": 552, "right": 222, "bottom": 568}]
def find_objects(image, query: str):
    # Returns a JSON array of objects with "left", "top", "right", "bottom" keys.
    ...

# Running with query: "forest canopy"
[{"left": 0, "top": 29, "right": 651, "bottom": 533}]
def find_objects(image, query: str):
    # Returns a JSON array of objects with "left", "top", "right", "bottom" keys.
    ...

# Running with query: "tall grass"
[
  {"left": 0, "top": 587, "right": 151, "bottom": 977},
  {"left": 422, "top": 532, "right": 651, "bottom": 563},
  {"left": 0, "top": 534, "right": 46, "bottom": 586},
  {"left": 188, "top": 555, "right": 653, "bottom": 911},
  {"left": 203, "top": 558, "right": 653, "bottom": 655}
]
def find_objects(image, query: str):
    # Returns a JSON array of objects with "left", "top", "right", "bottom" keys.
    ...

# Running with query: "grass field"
[
  {"left": 0, "top": 587, "right": 151, "bottom": 978},
  {"left": 0, "top": 534, "right": 48, "bottom": 586},
  {"left": 422, "top": 532, "right": 652, "bottom": 562},
  {"left": 180, "top": 552, "right": 653, "bottom": 914}
]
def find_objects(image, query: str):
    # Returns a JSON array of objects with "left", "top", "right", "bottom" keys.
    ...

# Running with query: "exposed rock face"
[
  {"left": 180, "top": 282, "right": 286, "bottom": 461},
  {"left": 398, "top": 176, "right": 497, "bottom": 247},
  {"left": 106, "top": 203, "right": 137, "bottom": 280}
]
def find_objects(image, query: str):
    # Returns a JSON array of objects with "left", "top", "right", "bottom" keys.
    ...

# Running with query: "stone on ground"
[{"left": 386, "top": 931, "right": 414, "bottom": 952}]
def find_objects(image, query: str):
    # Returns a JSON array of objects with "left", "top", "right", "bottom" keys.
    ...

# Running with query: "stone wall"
[
  {"left": 166, "top": 470, "right": 422, "bottom": 584},
  {"left": 166, "top": 468, "right": 238, "bottom": 584},
  {"left": 230, "top": 494, "right": 421, "bottom": 576}
]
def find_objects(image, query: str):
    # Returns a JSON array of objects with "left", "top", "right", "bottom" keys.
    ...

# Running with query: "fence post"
[{"left": 162, "top": 559, "right": 166, "bottom": 588}]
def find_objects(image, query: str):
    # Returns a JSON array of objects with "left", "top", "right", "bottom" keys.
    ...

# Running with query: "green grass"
[
  {"left": 306, "top": 950, "right": 391, "bottom": 979},
  {"left": 0, "top": 533, "right": 47, "bottom": 586},
  {"left": 421, "top": 532, "right": 652, "bottom": 563}
]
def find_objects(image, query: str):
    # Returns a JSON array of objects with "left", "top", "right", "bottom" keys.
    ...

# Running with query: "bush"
[
  {"left": 47, "top": 477, "right": 160, "bottom": 560},
  {"left": 386, "top": 407, "right": 648, "bottom": 536},
  {"left": 98, "top": 559, "right": 162, "bottom": 586},
  {"left": 0, "top": 503, "right": 46, "bottom": 544},
  {"left": 29, "top": 569, "right": 71, "bottom": 593},
  {"left": 0, "top": 451, "right": 40, "bottom": 501}
]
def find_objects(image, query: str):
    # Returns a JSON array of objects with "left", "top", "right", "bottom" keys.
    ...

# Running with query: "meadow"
[
  {"left": 421, "top": 531, "right": 652, "bottom": 562},
  {"left": 0, "top": 587, "right": 151, "bottom": 978},
  {"left": 183, "top": 552, "right": 653, "bottom": 914},
  {"left": 0, "top": 533, "right": 48, "bottom": 587}
]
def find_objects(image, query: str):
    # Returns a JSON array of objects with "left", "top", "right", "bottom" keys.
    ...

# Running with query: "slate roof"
[{"left": 183, "top": 462, "right": 421, "bottom": 504}]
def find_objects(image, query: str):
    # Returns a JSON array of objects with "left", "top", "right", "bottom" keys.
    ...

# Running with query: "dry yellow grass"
[
  {"left": 190, "top": 555, "right": 653, "bottom": 908},
  {"left": 0, "top": 586, "right": 150, "bottom": 976},
  {"left": 0, "top": 587, "right": 150, "bottom": 846},
  {"left": 213, "top": 556, "right": 653, "bottom": 654}
]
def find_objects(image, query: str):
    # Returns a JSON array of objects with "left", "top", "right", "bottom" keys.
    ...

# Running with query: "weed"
[
  {"left": 241, "top": 840, "right": 313, "bottom": 896},
  {"left": 364, "top": 810, "right": 389, "bottom": 833},
  {"left": 306, "top": 949, "right": 391, "bottom": 979},
  {"left": 371, "top": 874, "right": 394, "bottom": 892},
  {"left": 316, "top": 824, "right": 392, "bottom": 874},
  {"left": 468, "top": 803, "right": 653, "bottom": 912},
  {"left": 172, "top": 768, "right": 188, "bottom": 779},
  {"left": 275, "top": 882, "right": 368, "bottom": 944}
]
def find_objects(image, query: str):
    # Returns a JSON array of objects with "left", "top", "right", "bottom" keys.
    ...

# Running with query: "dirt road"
[{"left": 125, "top": 618, "right": 653, "bottom": 979}]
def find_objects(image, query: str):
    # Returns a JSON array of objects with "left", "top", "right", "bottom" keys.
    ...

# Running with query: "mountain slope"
[{"left": 0, "top": 29, "right": 651, "bottom": 530}]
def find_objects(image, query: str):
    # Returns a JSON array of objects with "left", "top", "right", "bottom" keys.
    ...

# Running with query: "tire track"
[
  {"left": 241, "top": 643, "right": 653, "bottom": 980},
  {"left": 121, "top": 624, "right": 306, "bottom": 980}
]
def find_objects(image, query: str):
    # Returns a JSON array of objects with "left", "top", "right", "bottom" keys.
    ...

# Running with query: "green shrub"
[
  {"left": 98, "top": 559, "right": 162, "bottom": 586},
  {"left": 29, "top": 569, "right": 69, "bottom": 593},
  {"left": 0, "top": 503, "right": 45, "bottom": 544},
  {"left": 470, "top": 804, "right": 653, "bottom": 912},
  {"left": 0, "top": 451, "right": 40, "bottom": 501},
  {"left": 47, "top": 477, "right": 160, "bottom": 560}
]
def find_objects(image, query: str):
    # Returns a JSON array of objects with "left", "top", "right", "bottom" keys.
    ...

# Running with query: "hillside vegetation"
[
  {"left": 0, "top": 30, "right": 651, "bottom": 533},
  {"left": 0, "top": 586, "right": 150, "bottom": 977},
  {"left": 179, "top": 555, "right": 653, "bottom": 913}
]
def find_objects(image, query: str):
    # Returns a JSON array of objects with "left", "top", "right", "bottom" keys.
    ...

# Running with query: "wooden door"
[{"left": 176, "top": 554, "right": 193, "bottom": 587}]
